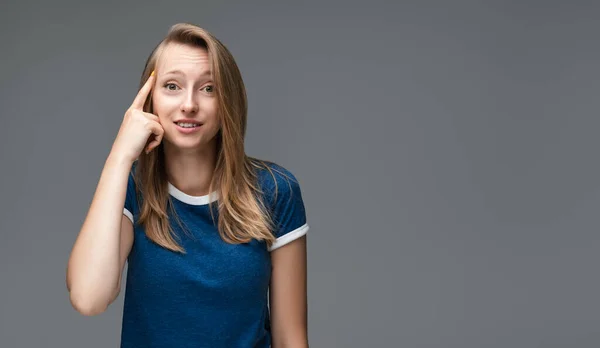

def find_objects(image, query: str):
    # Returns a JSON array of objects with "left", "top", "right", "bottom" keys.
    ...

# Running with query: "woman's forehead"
[{"left": 157, "top": 43, "right": 211, "bottom": 75}]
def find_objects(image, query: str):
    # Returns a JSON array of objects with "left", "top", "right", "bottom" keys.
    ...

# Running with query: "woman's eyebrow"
[{"left": 163, "top": 69, "right": 212, "bottom": 77}]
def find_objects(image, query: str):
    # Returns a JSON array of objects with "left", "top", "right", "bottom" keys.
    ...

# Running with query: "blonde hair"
[{"left": 132, "top": 23, "right": 289, "bottom": 253}]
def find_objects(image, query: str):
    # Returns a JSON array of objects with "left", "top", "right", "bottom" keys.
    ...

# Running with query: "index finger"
[{"left": 131, "top": 71, "right": 156, "bottom": 110}]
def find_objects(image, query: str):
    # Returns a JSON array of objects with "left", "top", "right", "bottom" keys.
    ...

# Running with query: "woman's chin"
[{"left": 163, "top": 137, "right": 204, "bottom": 151}]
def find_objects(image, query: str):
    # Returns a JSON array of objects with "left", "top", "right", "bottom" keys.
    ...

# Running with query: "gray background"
[{"left": 1, "top": 0, "right": 599, "bottom": 347}]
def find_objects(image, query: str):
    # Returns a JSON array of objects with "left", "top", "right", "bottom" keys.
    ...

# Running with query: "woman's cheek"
[{"left": 152, "top": 94, "right": 171, "bottom": 118}]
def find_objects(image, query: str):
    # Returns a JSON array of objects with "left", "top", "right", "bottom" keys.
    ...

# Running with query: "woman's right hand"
[{"left": 110, "top": 71, "right": 164, "bottom": 163}]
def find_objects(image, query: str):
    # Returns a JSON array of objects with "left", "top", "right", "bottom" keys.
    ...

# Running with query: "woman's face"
[{"left": 151, "top": 42, "right": 219, "bottom": 152}]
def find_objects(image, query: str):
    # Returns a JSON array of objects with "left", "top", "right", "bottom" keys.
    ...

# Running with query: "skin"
[
  {"left": 270, "top": 236, "right": 309, "bottom": 347},
  {"left": 136, "top": 42, "right": 309, "bottom": 346},
  {"left": 150, "top": 42, "right": 220, "bottom": 196}
]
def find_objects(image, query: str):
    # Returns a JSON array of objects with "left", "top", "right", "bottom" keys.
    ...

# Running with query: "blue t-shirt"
[{"left": 120, "top": 160, "right": 309, "bottom": 348}]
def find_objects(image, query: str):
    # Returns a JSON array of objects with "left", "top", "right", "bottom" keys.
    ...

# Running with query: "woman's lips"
[{"left": 174, "top": 122, "right": 202, "bottom": 134}]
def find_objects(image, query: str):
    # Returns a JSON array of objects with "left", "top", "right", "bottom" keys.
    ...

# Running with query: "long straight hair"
[{"left": 132, "top": 23, "right": 287, "bottom": 253}]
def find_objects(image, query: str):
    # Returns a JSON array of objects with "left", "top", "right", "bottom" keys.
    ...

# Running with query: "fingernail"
[{"left": 150, "top": 70, "right": 155, "bottom": 76}]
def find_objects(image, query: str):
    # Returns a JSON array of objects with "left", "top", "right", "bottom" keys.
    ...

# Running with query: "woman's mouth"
[{"left": 174, "top": 121, "right": 203, "bottom": 133}]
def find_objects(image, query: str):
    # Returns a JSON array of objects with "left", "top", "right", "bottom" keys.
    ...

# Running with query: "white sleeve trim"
[
  {"left": 123, "top": 208, "right": 134, "bottom": 224},
  {"left": 268, "top": 223, "right": 309, "bottom": 251}
]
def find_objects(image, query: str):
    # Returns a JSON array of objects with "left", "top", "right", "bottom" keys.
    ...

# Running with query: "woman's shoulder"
[
  {"left": 249, "top": 157, "right": 304, "bottom": 208},
  {"left": 250, "top": 158, "right": 299, "bottom": 190}
]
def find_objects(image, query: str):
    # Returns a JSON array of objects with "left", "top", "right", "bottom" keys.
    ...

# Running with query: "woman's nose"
[{"left": 181, "top": 96, "right": 199, "bottom": 113}]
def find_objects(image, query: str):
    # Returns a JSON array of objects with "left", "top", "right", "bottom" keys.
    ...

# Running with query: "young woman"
[{"left": 66, "top": 23, "right": 309, "bottom": 348}]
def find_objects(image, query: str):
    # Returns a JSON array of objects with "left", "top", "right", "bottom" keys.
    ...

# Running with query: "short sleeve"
[
  {"left": 267, "top": 170, "right": 309, "bottom": 251},
  {"left": 123, "top": 162, "right": 138, "bottom": 225}
]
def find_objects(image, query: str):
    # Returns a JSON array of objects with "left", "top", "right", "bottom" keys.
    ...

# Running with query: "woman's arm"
[
  {"left": 66, "top": 153, "right": 134, "bottom": 316},
  {"left": 269, "top": 235, "right": 309, "bottom": 348}
]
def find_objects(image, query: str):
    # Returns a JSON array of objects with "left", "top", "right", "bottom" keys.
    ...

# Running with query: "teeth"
[{"left": 177, "top": 122, "right": 200, "bottom": 128}]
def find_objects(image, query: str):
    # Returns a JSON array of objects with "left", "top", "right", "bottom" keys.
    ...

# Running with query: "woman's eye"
[
  {"left": 163, "top": 83, "right": 213, "bottom": 93},
  {"left": 164, "top": 83, "right": 179, "bottom": 91}
]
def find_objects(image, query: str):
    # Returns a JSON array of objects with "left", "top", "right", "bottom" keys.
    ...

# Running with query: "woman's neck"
[{"left": 163, "top": 140, "right": 217, "bottom": 196}]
